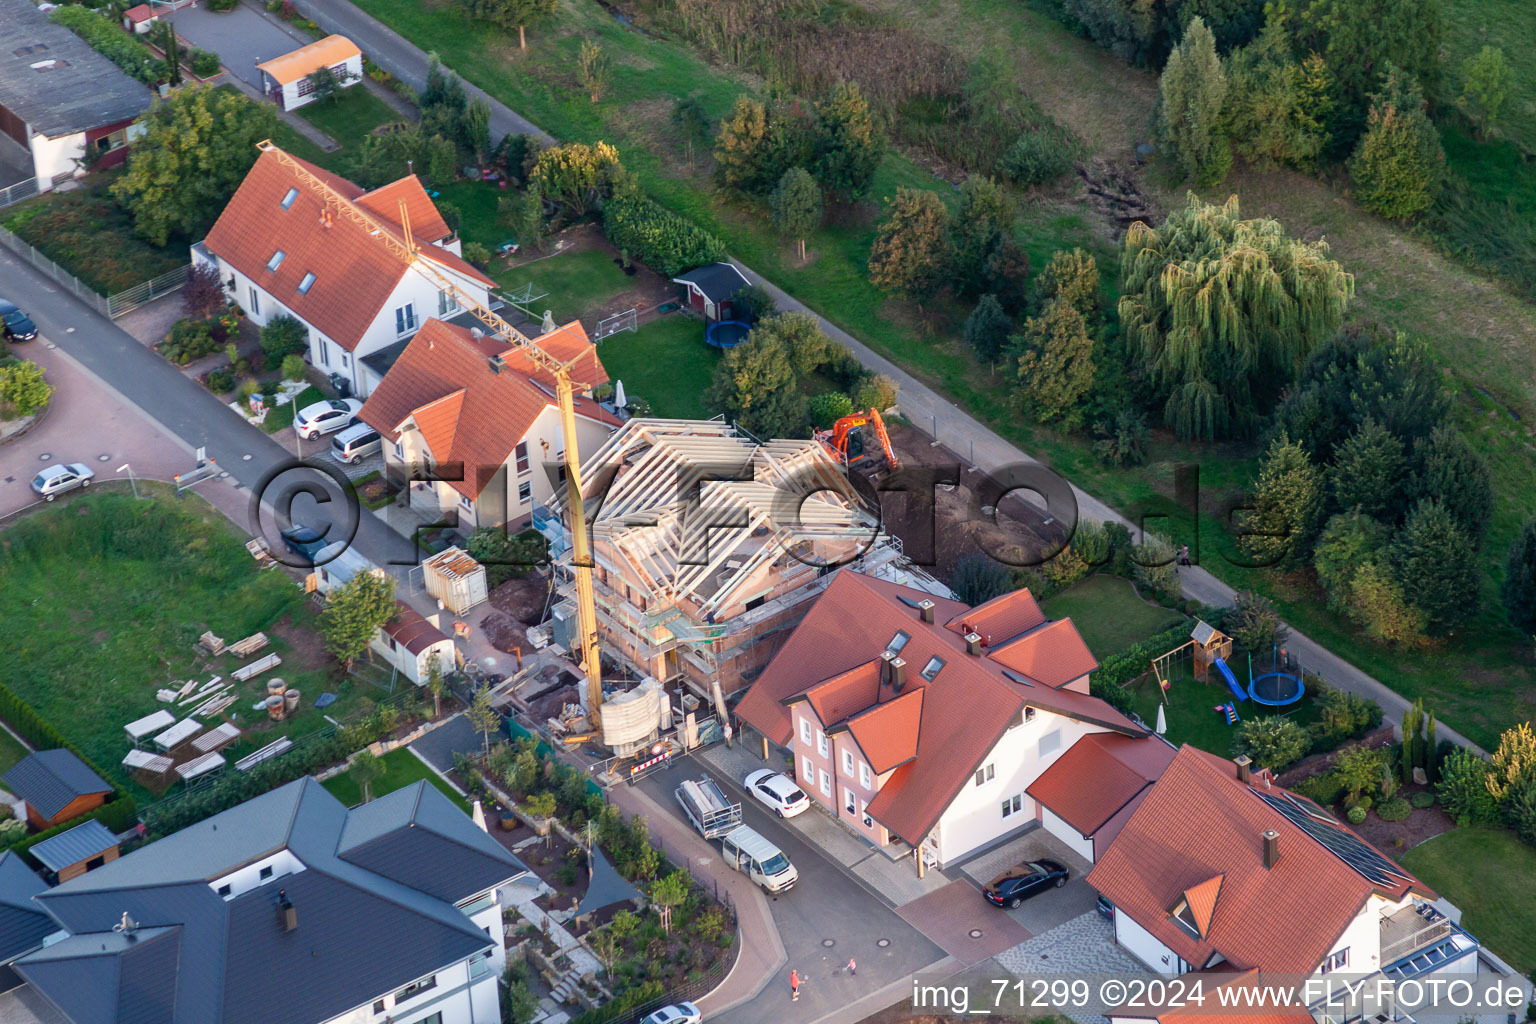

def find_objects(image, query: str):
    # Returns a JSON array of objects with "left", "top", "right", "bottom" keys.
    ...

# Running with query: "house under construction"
[{"left": 537, "top": 418, "right": 947, "bottom": 723}]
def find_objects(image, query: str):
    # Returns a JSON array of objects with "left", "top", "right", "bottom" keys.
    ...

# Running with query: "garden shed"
[
  {"left": 254, "top": 35, "right": 362, "bottom": 111},
  {"left": 3, "top": 750, "right": 112, "bottom": 830},
  {"left": 29, "top": 819, "right": 119, "bottom": 882},
  {"left": 372, "top": 600, "right": 456, "bottom": 685},
  {"left": 671, "top": 262, "right": 750, "bottom": 322}
]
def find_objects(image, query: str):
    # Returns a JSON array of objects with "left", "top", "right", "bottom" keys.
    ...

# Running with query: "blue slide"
[{"left": 1214, "top": 657, "right": 1246, "bottom": 701}]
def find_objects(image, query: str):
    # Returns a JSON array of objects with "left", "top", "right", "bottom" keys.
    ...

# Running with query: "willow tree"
[{"left": 1118, "top": 194, "right": 1354, "bottom": 441}]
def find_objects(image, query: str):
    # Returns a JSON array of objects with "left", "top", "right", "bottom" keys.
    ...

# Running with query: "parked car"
[
  {"left": 279, "top": 524, "right": 329, "bottom": 560},
  {"left": 641, "top": 1002, "right": 701, "bottom": 1024},
  {"left": 744, "top": 769, "right": 810, "bottom": 818},
  {"left": 982, "top": 859, "right": 1070, "bottom": 909},
  {"left": 30, "top": 462, "right": 93, "bottom": 501},
  {"left": 0, "top": 298, "right": 38, "bottom": 342},
  {"left": 330, "top": 422, "right": 381, "bottom": 464},
  {"left": 294, "top": 398, "right": 363, "bottom": 440}
]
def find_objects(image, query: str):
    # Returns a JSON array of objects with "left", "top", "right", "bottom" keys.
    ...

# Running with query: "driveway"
[
  {"left": 957, "top": 826, "right": 1100, "bottom": 936},
  {"left": 166, "top": 2, "right": 311, "bottom": 91}
]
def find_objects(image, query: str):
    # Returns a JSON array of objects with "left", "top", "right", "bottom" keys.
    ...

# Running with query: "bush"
[
  {"left": 466, "top": 527, "right": 549, "bottom": 587},
  {"left": 807, "top": 392, "right": 853, "bottom": 427},
  {"left": 1232, "top": 716, "right": 1310, "bottom": 771},
  {"left": 0, "top": 361, "right": 53, "bottom": 417},
  {"left": 189, "top": 48, "right": 222, "bottom": 78},
  {"left": 602, "top": 196, "right": 727, "bottom": 277},
  {"left": 1293, "top": 771, "right": 1346, "bottom": 807},
  {"left": 280, "top": 354, "right": 307, "bottom": 382},
  {"left": 949, "top": 553, "right": 1011, "bottom": 606},
  {"left": 50, "top": 6, "right": 162, "bottom": 85},
  {"left": 462, "top": 241, "right": 493, "bottom": 267},
  {"left": 1376, "top": 796, "right": 1412, "bottom": 821},
  {"left": 1316, "top": 685, "right": 1384, "bottom": 739},
  {"left": 162, "top": 318, "right": 220, "bottom": 365},
  {"left": 1000, "top": 123, "right": 1078, "bottom": 186},
  {"left": 259, "top": 315, "right": 308, "bottom": 366},
  {"left": 1092, "top": 407, "right": 1149, "bottom": 468},
  {"left": 1227, "top": 590, "right": 1287, "bottom": 653},
  {"left": 1346, "top": 805, "right": 1367, "bottom": 824},
  {"left": 206, "top": 367, "right": 235, "bottom": 393},
  {"left": 1410, "top": 790, "right": 1435, "bottom": 809},
  {"left": 851, "top": 373, "right": 899, "bottom": 412},
  {"left": 207, "top": 0, "right": 239, "bottom": 9},
  {"left": 1436, "top": 748, "right": 1500, "bottom": 826}
]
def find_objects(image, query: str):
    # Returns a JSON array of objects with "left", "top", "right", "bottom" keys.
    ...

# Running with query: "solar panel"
[{"left": 1256, "top": 791, "right": 1410, "bottom": 887}]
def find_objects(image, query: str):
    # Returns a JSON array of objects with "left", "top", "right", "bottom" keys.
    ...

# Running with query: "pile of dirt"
[{"left": 489, "top": 574, "right": 552, "bottom": 625}]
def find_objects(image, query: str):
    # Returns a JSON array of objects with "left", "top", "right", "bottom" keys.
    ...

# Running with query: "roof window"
[
  {"left": 281, "top": 187, "right": 299, "bottom": 209},
  {"left": 1169, "top": 897, "right": 1201, "bottom": 938},
  {"left": 921, "top": 656, "right": 945, "bottom": 681},
  {"left": 267, "top": 250, "right": 285, "bottom": 272},
  {"left": 886, "top": 631, "right": 910, "bottom": 655},
  {"left": 297, "top": 272, "right": 316, "bottom": 295}
]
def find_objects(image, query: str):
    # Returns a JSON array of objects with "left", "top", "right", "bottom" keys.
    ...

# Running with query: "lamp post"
[{"left": 116, "top": 463, "right": 139, "bottom": 500}]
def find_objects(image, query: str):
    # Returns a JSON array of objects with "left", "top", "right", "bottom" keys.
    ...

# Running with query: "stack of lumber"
[
  {"left": 235, "top": 737, "right": 292, "bottom": 772},
  {"left": 198, "top": 632, "right": 226, "bottom": 656},
  {"left": 228, "top": 633, "right": 269, "bottom": 658},
  {"left": 122, "top": 749, "right": 174, "bottom": 774},
  {"left": 232, "top": 653, "right": 281, "bottom": 682}
]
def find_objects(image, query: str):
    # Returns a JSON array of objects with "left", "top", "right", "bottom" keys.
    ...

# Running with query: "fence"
[
  {"left": 0, "top": 177, "right": 38, "bottom": 211},
  {"left": 0, "top": 223, "right": 190, "bottom": 320},
  {"left": 106, "top": 264, "right": 191, "bottom": 318}
]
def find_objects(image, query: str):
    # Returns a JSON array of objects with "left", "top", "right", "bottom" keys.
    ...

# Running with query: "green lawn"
[
  {"left": 1128, "top": 658, "right": 1323, "bottom": 759},
  {"left": 432, "top": 179, "right": 511, "bottom": 247},
  {"left": 1440, "top": 0, "right": 1536, "bottom": 155},
  {"left": 322, "top": 745, "right": 472, "bottom": 813},
  {"left": 294, "top": 86, "right": 404, "bottom": 146},
  {"left": 0, "top": 729, "right": 29, "bottom": 776},
  {"left": 264, "top": 385, "right": 325, "bottom": 435},
  {"left": 0, "top": 488, "right": 381, "bottom": 798},
  {"left": 593, "top": 315, "right": 719, "bottom": 419},
  {"left": 494, "top": 248, "right": 637, "bottom": 325},
  {"left": 1040, "top": 575, "right": 1186, "bottom": 661},
  {"left": 1401, "top": 827, "right": 1536, "bottom": 972}
]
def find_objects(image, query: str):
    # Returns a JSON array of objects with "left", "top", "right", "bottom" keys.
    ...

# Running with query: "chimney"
[
  {"left": 964, "top": 632, "right": 982, "bottom": 656},
  {"left": 1262, "top": 829, "right": 1280, "bottom": 870},
  {"left": 889, "top": 657, "right": 906, "bottom": 692},
  {"left": 880, "top": 649, "right": 895, "bottom": 685},
  {"left": 1234, "top": 754, "right": 1252, "bottom": 784},
  {"left": 279, "top": 889, "right": 298, "bottom": 932},
  {"left": 918, "top": 599, "right": 934, "bottom": 624},
  {"left": 489, "top": 354, "right": 505, "bottom": 375}
]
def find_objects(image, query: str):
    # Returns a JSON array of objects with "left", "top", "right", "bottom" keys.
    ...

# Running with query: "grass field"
[
  {"left": 322, "top": 745, "right": 471, "bottom": 813},
  {"left": 1401, "top": 827, "right": 1536, "bottom": 972},
  {"left": 1440, "top": 0, "right": 1536, "bottom": 155},
  {"left": 294, "top": 86, "right": 404, "bottom": 146},
  {"left": 1129, "top": 664, "right": 1323, "bottom": 760},
  {"left": 264, "top": 385, "right": 325, "bottom": 435},
  {"left": 0, "top": 729, "right": 29, "bottom": 776},
  {"left": 0, "top": 488, "right": 383, "bottom": 797},
  {"left": 1040, "top": 576, "right": 1186, "bottom": 660},
  {"left": 495, "top": 249, "right": 636, "bottom": 325},
  {"left": 593, "top": 315, "right": 718, "bottom": 418},
  {"left": 433, "top": 179, "right": 511, "bottom": 247}
]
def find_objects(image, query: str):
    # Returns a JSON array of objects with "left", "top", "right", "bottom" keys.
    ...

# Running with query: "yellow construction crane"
[{"left": 253, "top": 141, "right": 605, "bottom": 717}]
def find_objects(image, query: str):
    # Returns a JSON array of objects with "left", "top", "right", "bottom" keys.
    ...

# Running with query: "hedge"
[
  {"left": 50, "top": 6, "right": 163, "bottom": 86},
  {"left": 1090, "top": 622, "right": 1194, "bottom": 713},
  {"left": 601, "top": 196, "right": 726, "bottom": 278},
  {"left": 3, "top": 795, "right": 140, "bottom": 867}
]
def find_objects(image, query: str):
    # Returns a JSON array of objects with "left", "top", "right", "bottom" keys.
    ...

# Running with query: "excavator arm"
[{"left": 817, "top": 408, "right": 900, "bottom": 472}]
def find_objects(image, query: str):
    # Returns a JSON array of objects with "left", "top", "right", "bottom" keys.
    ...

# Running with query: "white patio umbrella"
[
  {"left": 1155, "top": 703, "right": 1167, "bottom": 736},
  {"left": 614, "top": 379, "right": 627, "bottom": 410},
  {"left": 471, "top": 798, "right": 488, "bottom": 833}
]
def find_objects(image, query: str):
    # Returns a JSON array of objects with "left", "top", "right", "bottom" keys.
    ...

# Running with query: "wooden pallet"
[{"left": 198, "top": 631, "right": 226, "bottom": 656}]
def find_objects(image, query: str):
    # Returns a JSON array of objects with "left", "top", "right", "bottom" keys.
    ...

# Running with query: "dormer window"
[
  {"left": 280, "top": 187, "right": 299, "bottom": 209},
  {"left": 1169, "top": 896, "right": 1201, "bottom": 938},
  {"left": 297, "top": 272, "right": 316, "bottom": 295},
  {"left": 267, "top": 250, "right": 285, "bottom": 271}
]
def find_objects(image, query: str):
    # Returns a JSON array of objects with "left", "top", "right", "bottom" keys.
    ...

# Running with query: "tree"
[
  {"left": 501, "top": 967, "right": 539, "bottom": 1024},
  {"left": 319, "top": 571, "right": 396, "bottom": 668},
  {"left": 752, "top": 312, "right": 833, "bottom": 379},
  {"left": 1389, "top": 499, "right": 1478, "bottom": 635},
  {"left": 112, "top": 87, "right": 278, "bottom": 245},
  {"left": 1407, "top": 424, "right": 1493, "bottom": 544},
  {"left": 1328, "top": 417, "right": 1404, "bottom": 519},
  {"left": 528, "top": 141, "right": 623, "bottom": 216},
  {"left": 1223, "top": 23, "right": 1331, "bottom": 172},
  {"left": 1238, "top": 434, "right": 1323, "bottom": 570},
  {"left": 649, "top": 869, "right": 689, "bottom": 933},
  {"left": 1132, "top": 531, "right": 1182, "bottom": 599},
  {"left": 577, "top": 40, "right": 609, "bottom": 103},
  {"left": 812, "top": 82, "right": 884, "bottom": 200},
  {"left": 1013, "top": 299, "right": 1096, "bottom": 427},
  {"left": 468, "top": 687, "right": 500, "bottom": 757},
  {"left": 425, "top": 651, "right": 446, "bottom": 719},
  {"left": 1349, "top": 561, "right": 1426, "bottom": 645},
  {"left": 671, "top": 96, "right": 711, "bottom": 165},
  {"left": 1158, "top": 18, "right": 1230, "bottom": 186},
  {"left": 950, "top": 177, "right": 1016, "bottom": 299},
  {"left": 1436, "top": 748, "right": 1498, "bottom": 826},
  {"left": 868, "top": 187, "right": 951, "bottom": 305},
  {"left": 260, "top": 315, "right": 308, "bottom": 367},
  {"left": 183, "top": 263, "right": 227, "bottom": 320},
  {"left": 964, "top": 294, "right": 1012, "bottom": 361},
  {"left": 280, "top": 354, "right": 306, "bottom": 382},
  {"left": 1120, "top": 195, "right": 1353, "bottom": 440},
  {"left": 1314, "top": 511, "right": 1388, "bottom": 609},
  {"left": 421, "top": 54, "right": 467, "bottom": 113},
  {"left": 1227, "top": 590, "right": 1288, "bottom": 652},
  {"left": 704, "top": 334, "right": 802, "bottom": 437},
  {"left": 1036, "top": 248, "right": 1100, "bottom": 323},
  {"left": 949, "top": 553, "right": 1012, "bottom": 606},
  {"left": 350, "top": 751, "right": 383, "bottom": 803},
  {"left": 155, "top": 21, "right": 182, "bottom": 88},
  {"left": 1347, "top": 69, "right": 1444, "bottom": 222},
  {"left": 1487, "top": 723, "right": 1536, "bottom": 802},
  {"left": 808, "top": 392, "right": 854, "bottom": 427},
  {"left": 1232, "top": 716, "right": 1309, "bottom": 771},
  {"left": 771, "top": 167, "right": 821, "bottom": 261},
  {"left": 714, "top": 97, "right": 773, "bottom": 194},
  {"left": 1330, "top": 745, "right": 1389, "bottom": 803},
  {"left": 462, "top": 0, "right": 557, "bottom": 50},
  {"left": 1502, "top": 520, "right": 1536, "bottom": 633},
  {"left": 1457, "top": 45, "right": 1508, "bottom": 139},
  {"left": 0, "top": 362, "right": 54, "bottom": 417},
  {"left": 463, "top": 98, "right": 492, "bottom": 165},
  {"left": 305, "top": 65, "right": 347, "bottom": 105}
]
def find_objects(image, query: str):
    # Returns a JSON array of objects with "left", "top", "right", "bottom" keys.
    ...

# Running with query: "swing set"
[{"left": 1150, "top": 620, "right": 1234, "bottom": 704}]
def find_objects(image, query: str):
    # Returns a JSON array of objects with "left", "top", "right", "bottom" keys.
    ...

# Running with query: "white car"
[
  {"left": 31, "top": 462, "right": 94, "bottom": 501},
  {"left": 744, "top": 769, "right": 810, "bottom": 818},
  {"left": 642, "top": 1003, "right": 701, "bottom": 1024},
  {"left": 294, "top": 398, "right": 363, "bottom": 440}
]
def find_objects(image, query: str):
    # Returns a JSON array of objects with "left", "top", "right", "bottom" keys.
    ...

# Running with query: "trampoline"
[
  {"left": 706, "top": 319, "right": 751, "bottom": 348},
  {"left": 1250, "top": 672, "right": 1304, "bottom": 705}
]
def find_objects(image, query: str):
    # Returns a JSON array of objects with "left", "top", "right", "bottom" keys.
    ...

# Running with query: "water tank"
[
  {"left": 265, "top": 695, "right": 286, "bottom": 721},
  {"left": 267, "top": 678, "right": 287, "bottom": 697}
]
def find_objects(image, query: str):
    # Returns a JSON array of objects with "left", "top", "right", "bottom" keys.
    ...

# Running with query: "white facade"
[
  {"left": 930, "top": 711, "right": 1104, "bottom": 866},
  {"left": 1039, "top": 806, "right": 1096, "bottom": 863},
  {"left": 369, "top": 626, "right": 457, "bottom": 686},
  {"left": 318, "top": 947, "right": 500, "bottom": 1024},
  {"left": 275, "top": 53, "right": 364, "bottom": 111},
  {"left": 1114, "top": 908, "right": 1191, "bottom": 975}
]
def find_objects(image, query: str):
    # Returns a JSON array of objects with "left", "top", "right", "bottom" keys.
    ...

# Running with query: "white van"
[
  {"left": 330, "top": 423, "right": 382, "bottom": 464},
  {"left": 720, "top": 825, "right": 797, "bottom": 894}
]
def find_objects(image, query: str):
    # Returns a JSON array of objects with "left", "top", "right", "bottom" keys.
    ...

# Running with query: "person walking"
[
  {"left": 791, "top": 968, "right": 801, "bottom": 1001},
  {"left": 847, "top": 957, "right": 857, "bottom": 977}
]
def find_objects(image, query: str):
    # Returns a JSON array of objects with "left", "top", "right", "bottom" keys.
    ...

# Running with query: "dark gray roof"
[
  {"left": 672, "top": 261, "right": 750, "bottom": 304},
  {"left": 4, "top": 751, "right": 112, "bottom": 822},
  {"left": 0, "top": 0, "right": 153, "bottom": 138},
  {"left": 16, "top": 777, "right": 528, "bottom": 1024},
  {"left": 13, "top": 926, "right": 180, "bottom": 1024},
  {"left": 29, "top": 822, "right": 118, "bottom": 875},
  {"left": 360, "top": 336, "right": 411, "bottom": 379},
  {"left": 0, "top": 852, "right": 53, "bottom": 963},
  {"left": 582, "top": 847, "right": 640, "bottom": 914}
]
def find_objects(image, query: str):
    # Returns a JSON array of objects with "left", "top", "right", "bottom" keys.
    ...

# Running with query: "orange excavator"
[{"left": 815, "top": 408, "right": 901, "bottom": 474}]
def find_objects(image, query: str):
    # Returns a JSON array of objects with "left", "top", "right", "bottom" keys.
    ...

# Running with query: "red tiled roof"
[
  {"left": 357, "top": 319, "right": 613, "bottom": 500},
  {"left": 944, "top": 588, "right": 1045, "bottom": 644},
  {"left": 1086, "top": 746, "right": 1432, "bottom": 975},
  {"left": 1147, "top": 971, "right": 1313, "bottom": 1024},
  {"left": 124, "top": 4, "right": 156, "bottom": 22},
  {"left": 204, "top": 149, "right": 490, "bottom": 353},
  {"left": 381, "top": 601, "right": 448, "bottom": 655},
  {"left": 843, "top": 688, "right": 923, "bottom": 773},
  {"left": 1183, "top": 874, "right": 1223, "bottom": 938},
  {"left": 357, "top": 176, "right": 452, "bottom": 245},
  {"left": 795, "top": 662, "right": 881, "bottom": 727},
  {"left": 988, "top": 618, "right": 1099, "bottom": 688},
  {"left": 1026, "top": 732, "right": 1175, "bottom": 837},
  {"left": 736, "top": 571, "right": 1142, "bottom": 846}
]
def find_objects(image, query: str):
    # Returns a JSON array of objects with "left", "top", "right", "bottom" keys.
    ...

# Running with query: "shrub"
[
  {"left": 1131, "top": 531, "right": 1181, "bottom": 599},
  {"left": 1346, "top": 805, "right": 1367, "bottom": 825},
  {"left": 1092, "top": 407, "right": 1149, "bottom": 468},
  {"left": 949, "top": 553, "right": 1011, "bottom": 606},
  {"left": 1232, "top": 716, "right": 1310, "bottom": 771},
  {"left": 1094, "top": 623, "right": 1194, "bottom": 689},
  {"left": 162, "top": 318, "right": 220, "bottom": 365},
  {"left": 1409, "top": 790, "right": 1435, "bottom": 809},
  {"left": 602, "top": 196, "right": 726, "bottom": 277},
  {"left": 0, "top": 361, "right": 54, "bottom": 417},
  {"left": 851, "top": 373, "right": 899, "bottom": 412},
  {"left": 462, "top": 241, "right": 493, "bottom": 267},
  {"left": 50, "top": 6, "right": 162, "bottom": 85},
  {"left": 207, "top": 0, "right": 239, "bottom": 9},
  {"left": 1293, "top": 771, "right": 1346, "bottom": 807},
  {"left": 1376, "top": 796, "right": 1411, "bottom": 821},
  {"left": 467, "top": 527, "right": 549, "bottom": 587},
  {"left": 807, "top": 392, "right": 853, "bottom": 427},
  {"left": 259, "top": 315, "right": 308, "bottom": 366},
  {"left": 1436, "top": 748, "right": 1499, "bottom": 826},
  {"left": 189, "top": 48, "right": 222, "bottom": 78},
  {"left": 1227, "top": 590, "right": 1287, "bottom": 653},
  {"left": 206, "top": 367, "right": 235, "bottom": 393},
  {"left": 1000, "top": 123, "right": 1078, "bottom": 186},
  {"left": 281, "top": 354, "right": 307, "bottom": 382}
]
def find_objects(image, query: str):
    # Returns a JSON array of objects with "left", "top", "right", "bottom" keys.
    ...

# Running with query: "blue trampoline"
[
  {"left": 706, "top": 320, "right": 751, "bottom": 348},
  {"left": 1247, "top": 647, "right": 1305, "bottom": 706}
]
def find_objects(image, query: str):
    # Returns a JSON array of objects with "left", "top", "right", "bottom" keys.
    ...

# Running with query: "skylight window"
[
  {"left": 266, "top": 250, "right": 285, "bottom": 272},
  {"left": 921, "top": 656, "right": 945, "bottom": 681},
  {"left": 886, "top": 631, "right": 910, "bottom": 655},
  {"left": 297, "top": 272, "right": 316, "bottom": 295},
  {"left": 280, "top": 187, "right": 299, "bottom": 209}
]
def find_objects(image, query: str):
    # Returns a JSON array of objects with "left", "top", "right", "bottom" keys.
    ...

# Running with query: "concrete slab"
[
  {"left": 956, "top": 825, "right": 1099, "bottom": 935},
  {"left": 165, "top": 3, "right": 311, "bottom": 92},
  {"left": 894, "top": 879, "right": 1030, "bottom": 968}
]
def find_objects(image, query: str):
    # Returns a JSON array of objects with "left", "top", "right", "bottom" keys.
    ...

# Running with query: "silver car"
[
  {"left": 31, "top": 462, "right": 95, "bottom": 501},
  {"left": 294, "top": 398, "right": 363, "bottom": 440}
]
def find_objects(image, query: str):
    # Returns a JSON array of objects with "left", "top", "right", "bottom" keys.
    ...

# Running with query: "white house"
[
  {"left": 197, "top": 146, "right": 496, "bottom": 399},
  {"left": 737, "top": 576, "right": 1168, "bottom": 871},
  {"left": 358, "top": 317, "right": 616, "bottom": 533},
  {"left": 0, "top": 0, "right": 150, "bottom": 188},
  {"left": 9, "top": 776, "right": 526, "bottom": 1024},
  {"left": 371, "top": 600, "right": 457, "bottom": 685},
  {"left": 255, "top": 35, "right": 364, "bottom": 111},
  {"left": 1090, "top": 747, "right": 1483, "bottom": 1024}
]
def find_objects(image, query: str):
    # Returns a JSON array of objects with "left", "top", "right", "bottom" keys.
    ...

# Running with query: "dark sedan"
[
  {"left": 279, "top": 524, "right": 329, "bottom": 561},
  {"left": 982, "top": 859, "right": 1070, "bottom": 908},
  {"left": 0, "top": 299, "right": 38, "bottom": 342}
]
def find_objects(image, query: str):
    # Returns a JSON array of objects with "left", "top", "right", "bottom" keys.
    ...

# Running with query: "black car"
[
  {"left": 279, "top": 524, "right": 329, "bottom": 561},
  {"left": 0, "top": 299, "right": 37, "bottom": 342},
  {"left": 982, "top": 859, "right": 1070, "bottom": 908}
]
